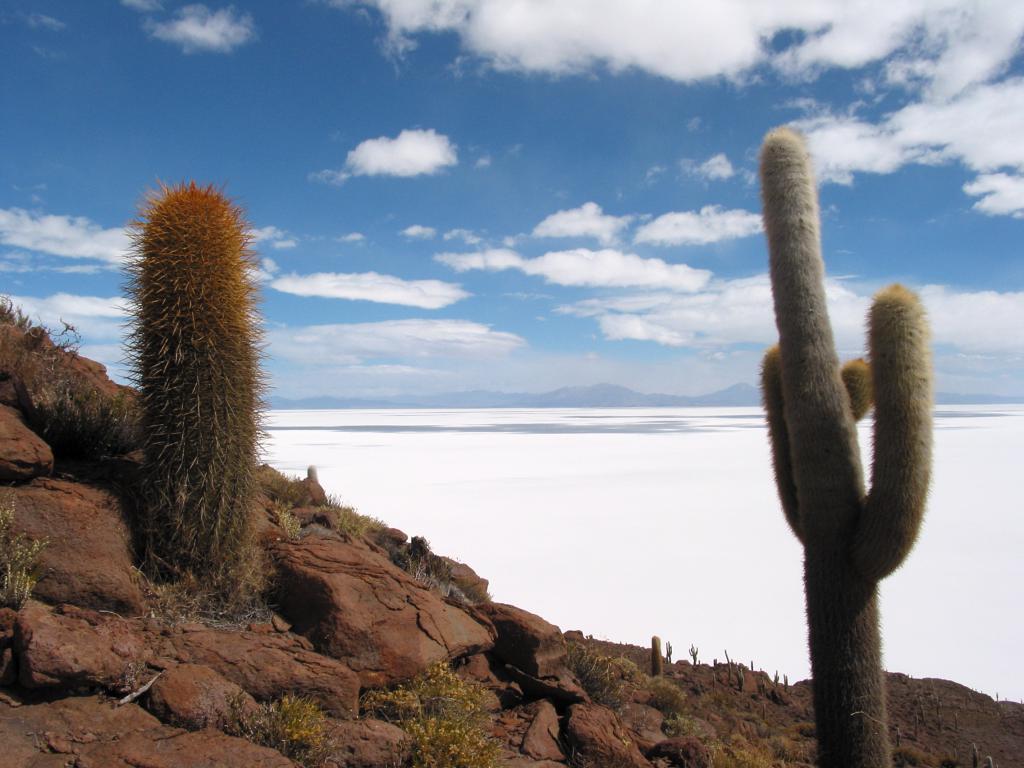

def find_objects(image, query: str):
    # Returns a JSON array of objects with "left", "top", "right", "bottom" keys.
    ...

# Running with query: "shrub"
[
  {"left": 646, "top": 675, "right": 687, "bottom": 719},
  {"left": 362, "top": 661, "right": 501, "bottom": 768},
  {"left": 893, "top": 745, "right": 940, "bottom": 767},
  {"left": 565, "top": 642, "right": 639, "bottom": 710},
  {"left": 31, "top": 380, "right": 141, "bottom": 459},
  {"left": 227, "top": 694, "right": 331, "bottom": 767},
  {"left": 0, "top": 491, "right": 47, "bottom": 609}
]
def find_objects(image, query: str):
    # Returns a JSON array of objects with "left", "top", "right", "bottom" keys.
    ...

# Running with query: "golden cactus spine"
[
  {"left": 127, "top": 181, "right": 264, "bottom": 584},
  {"left": 759, "top": 128, "right": 933, "bottom": 768}
]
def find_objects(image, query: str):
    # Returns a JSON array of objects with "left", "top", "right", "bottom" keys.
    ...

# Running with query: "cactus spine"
[
  {"left": 127, "top": 182, "right": 264, "bottom": 588},
  {"left": 651, "top": 636, "right": 663, "bottom": 677},
  {"left": 758, "top": 128, "right": 933, "bottom": 768}
]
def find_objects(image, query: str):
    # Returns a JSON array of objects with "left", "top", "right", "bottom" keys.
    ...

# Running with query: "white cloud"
[
  {"left": 0, "top": 208, "right": 128, "bottom": 265},
  {"left": 475, "top": 155, "right": 492, "bottom": 168},
  {"left": 436, "top": 247, "right": 710, "bottom": 292},
  {"left": 121, "top": 0, "right": 162, "bottom": 11},
  {"left": 8, "top": 293, "right": 128, "bottom": 341},
  {"left": 251, "top": 225, "right": 297, "bottom": 249},
  {"left": 401, "top": 224, "right": 437, "bottom": 239},
  {"left": 308, "top": 169, "right": 350, "bottom": 186},
  {"left": 146, "top": 4, "right": 256, "bottom": 54},
  {"left": 633, "top": 206, "right": 762, "bottom": 246},
  {"left": 798, "top": 77, "right": 1024, "bottom": 187},
  {"left": 25, "top": 13, "right": 66, "bottom": 31},
  {"left": 337, "top": 232, "right": 366, "bottom": 243},
  {"left": 683, "top": 153, "right": 735, "bottom": 181},
  {"left": 963, "top": 174, "right": 1024, "bottom": 218},
  {"left": 268, "top": 319, "right": 525, "bottom": 365},
  {"left": 532, "top": 202, "right": 633, "bottom": 246},
  {"left": 270, "top": 271, "right": 468, "bottom": 309},
  {"left": 341, "top": 2, "right": 1024, "bottom": 99},
  {"left": 326, "top": 129, "right": 457, "bottom": 181},
  {"left": 443, "top": 228, "right": 482, "bottom": 245}
]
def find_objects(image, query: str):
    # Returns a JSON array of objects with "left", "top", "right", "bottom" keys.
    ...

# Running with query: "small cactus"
[
  {"left": 651, "top": 636, "right": 663, "bottom": 677},
  {"left": 689, "top": 644, "right": 699, "bottom": 665},
  {"left": 665, "top": 641, "right": 673, "bottom": 664}
]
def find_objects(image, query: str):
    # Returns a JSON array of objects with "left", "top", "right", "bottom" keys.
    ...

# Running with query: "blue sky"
[{"left": 2, "top": 1, "right": 1023, "bottom": 398}]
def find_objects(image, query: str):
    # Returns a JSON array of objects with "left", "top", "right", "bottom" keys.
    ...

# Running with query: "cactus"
[
  {"left": 665, "top": 640, "right": 673, "bottom": 664},
  {"left": 127, "top": 182, "right": 264, "bottom": 589},
  {"left": 651, "top": 636, "right": 663, "bottom": 677},
  {"left": 689, "top": 644, "right": 699, "bottom": 665},
  {"left": 758, "top": 128, "right": 933, "bottom": 768}
]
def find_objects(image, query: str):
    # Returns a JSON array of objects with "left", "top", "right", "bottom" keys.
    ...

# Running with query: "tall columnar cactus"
[
  {"left": 127, "top": 182, "right": 264, "bottom": 586},
  {"left": 651, "top": 636, "right": 664, "bottom": 677},
  {"left": 758, "top": 128, "right": 933, "bottom": 768}
]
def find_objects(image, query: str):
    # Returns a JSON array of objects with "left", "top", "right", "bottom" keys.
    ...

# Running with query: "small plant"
[
  {"left": 0, "top": 491, "right": 47, "bottom": 608},
  {"left": 565, "top": 642, "right": 637, "bottom": 709},
  {"left": 646, "top": 675, "right": 686, "bottom": 719},
  {"left": 362, "top": 661, "right": 500, "bottom": 768},
  {"left": 271, "top": 502, "right": 302, "bottom": 540},
  {"left": 227, "top": 694, "right": 331, "bottom": 767}
]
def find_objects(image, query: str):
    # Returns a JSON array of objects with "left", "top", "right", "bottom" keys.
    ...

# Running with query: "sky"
[{"left": 2, "top": 1, "right": 1024, "bottom": 399}]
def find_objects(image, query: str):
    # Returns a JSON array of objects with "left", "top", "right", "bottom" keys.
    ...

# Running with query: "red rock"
[
  {"left": 648, "top": 736, "right": 712, "bottom": 768},
  {"left": 444, "top": 557, "right": 490, "bottom": 600},
  {"left": 0, "top": 404, "right": 53, "bottom": 480},
  {"left": 520, "top": 699, "right": 564, "bottom": 762},
  {"left": 0, "top": 695, "right": 294, "bottom": 767},
  {"left": 15, "top": 601, "right": 151, "bottom": 691},
  {"left": 621, "top": 700, "right": 666, "bottom": 745},
  {"left": 564, "top": 702, "right": 653, "bottom": 768},
  {"left": 457, "top": 652, "right": 523, "bottom": 710},
  {"left": 147, "top": 663, "right": 258, "bottom": 730},
  {"left": 324, "top": 717, "right": 411, "bottom": 768},
  {"left": 273, "top": 534, "right": 495, "bottom": 687},
  {"left": 159, "top": 624, "right": 361, "bottom": 718},
  {"left": 477, "top": 602, "right": 566, "bottom": 679},
  {"left": 10, "top": 478, "right": 144, "bottom": 614}
]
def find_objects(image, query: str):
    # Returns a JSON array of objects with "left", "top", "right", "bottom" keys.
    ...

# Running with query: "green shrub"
[
  {"left": 646, "top": 675, "right": 687, "bottom": 719},
  {"left": 565, "top": 642, "right": 640, "bottom": 710},
  {"left": 227, "top": 694, "right": 331, "bottom": 767},
  {"left": 32, "top": 380, "right": 141, "bottom": 459},
  {"left": 362, "top": 661, "right": 500, "bottom": 768},
  {"left": 0, "top": 491, "right": 47, "bottom": 609}
]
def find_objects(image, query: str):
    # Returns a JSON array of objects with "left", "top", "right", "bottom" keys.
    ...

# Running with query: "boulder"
[
  {"left": 520, "top": 699, "right": 565, "bottom": 762},
  {"left": 0, "top": 695, "right": 294, "bottom": 767},
  {"left": 648, "top": 736, "right": 712, "bottom": 768},
  {"left": 564, "top": 702, "right": 653, "bottom": 768},
  {"left": 0, "top": 607, "right": 17, "bottom": 685},
  {"left": 444, "top": 557, "right": 490, "bottom": 600},
  {"left": 477, "top": 602, "right": 566, "bottom": 678},
  {"left": 147, "top": 662, "right": 258, "bottom": 730},
  {"left": 158, "top": 623, "right": 361, "bottom": 718},
  {"left": 10, "top": 478, "right": 144, "bottom": 614},
  {"left": 324, "top": 717, "right": 411, "bottom": 768},
  {"left": 621, "top": 700, "right": 666, "bottom": 745},
  {"left": 0, "top": 404, "right": 52, "bottom": 480},
  {"left": 273, "top": 534, "right": 495, "bottom": 687},
  {"left": 457, "top": 652, "right": 523, "bottom": 710},
  {"left": 15, "top": 601, "right": 151, "bottom": 692}
]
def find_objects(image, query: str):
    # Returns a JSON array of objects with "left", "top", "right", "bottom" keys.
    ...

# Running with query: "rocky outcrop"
[
  {"left": 648, "top": 736, "right": 712, "bottom": 768},
  {"left": 10, "top": 478, "right": 144, "bottom": 614},
  {"left": 147, "top": 663, "right": 258, "bottom": 730},
  {"left": 0, "top": 404, "right": 52, "bottom": 480},
  {"left": 565, "top": 702, "right": 653, "bottom": 768},
  {"left": 273, "top": 533, "right": 495, "bottom": 687},
  {"left": 324, "top": 717, "right": 411, "bottom": 768},
  {"left": 0, "top": 695, "right": 295, "bottom": 767},
  {"left": 520, "top": 699, "right": 565, "bottom": 762}
]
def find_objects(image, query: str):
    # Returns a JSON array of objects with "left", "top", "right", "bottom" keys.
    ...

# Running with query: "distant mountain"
[{"left": 270, "top": 382, "right": 763, "bottom": 409}]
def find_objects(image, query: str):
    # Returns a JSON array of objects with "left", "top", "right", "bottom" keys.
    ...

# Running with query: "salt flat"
[{"left": 264, "top": 405, "right": 1024, "bottom": 701}]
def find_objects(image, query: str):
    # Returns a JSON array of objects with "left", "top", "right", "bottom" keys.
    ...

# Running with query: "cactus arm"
[
  {"left": 759, "top": 127, "right": 865, "bottom": 540},
  {"left": 760, "top": 345, "right": 803, "bottom": 543},
  {"left": 841, "top": 358, "right": 873, "bottom": 422},
  {"left": 852, "top": 285, "right": 933, "bottom": 582}
]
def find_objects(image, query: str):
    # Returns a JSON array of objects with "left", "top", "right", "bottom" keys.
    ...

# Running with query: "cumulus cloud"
[
  {"left": 963, "top": 174, "right": 1024, "bottom": 218},
  {"left": 251, "top": 225, "right": 297, "bottom": 249},
  {"left": 314, "top": 129, "right": 458, "bottom": 184},
  {"left": 798, "top": 77, "right": 1024, "bottom": 187},
  {"left": 532, "top": 202, "right": 633, "bottom": 246},
  {"left": 337, "top": 232, "right": 366, "bottom": 243},
  {"left": 682, "top": 153, "right": 735, "bottom": 181},
  {"left": 25, "top": 13, "right": 66, "bottom": 31},
  {"left": 339, "top": 1, "right": 1024, "bottom": 99},
  {"left": 270, "top": 271, "right": 469, "bottom": 309},
  {"left": 0, "top": 208, "right": 128, "bottom": 265},
  {"left": 268, "top": 319, "right": 525, "bottom": 365},
  {"left": 401, "top": 224, "right": 437, "bottom": 239},
  {"left": 146, "top": 4, "right": 256, "bottom": 54},
  {"left": 633, "top": 206, "right": 762, "bottom": 246},
  {"left": 443, "top": 228, "right": 482, "bottom": 245},
  {"left": 8, "top": 293, "right": 128, "bottom": 341},
  {"left": 436, "top": 247, "right": 710, "bottom": 292},
  {"left": 121, "top": 0, "right": 162, "bottom": 11}
]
